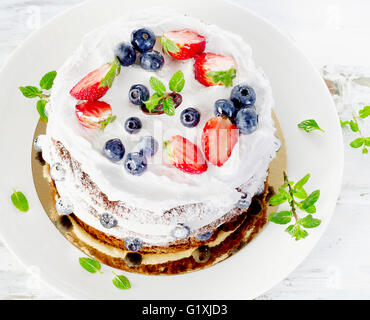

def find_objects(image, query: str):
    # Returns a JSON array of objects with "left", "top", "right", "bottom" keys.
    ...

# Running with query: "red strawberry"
[
  {"left": 70, "top": 58, "right": 121, "bottom": 101},
  {"left": 201, "top": 116, "right": 239, "bottom": 167},
  {"left": 161, "top": 29, "right": 206, "bottom": 60},
  {"left": 164, "top": 135, "right": 208, "bottom": 175},
  {"left": 194, "top": 53, "right": 237, "bottom": 87},
  {"left": 75, "top": 101, "right": 112, "bottom": 129}
]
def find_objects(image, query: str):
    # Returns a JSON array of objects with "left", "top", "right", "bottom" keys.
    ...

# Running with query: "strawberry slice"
[
  {"left": 201, "top": 116, "right": 239, "bottom": 167},
  {"left": 70, "top": 58, "right": 121, "bottom": 101},
  {"left": 75, "top": 101, "right": 113, "bottom": 129},
  {"left": 161, "top": 29, "right": 206, "bottom": 60},
  {"left": 194, "top": 53, "right": 237, "bottom": 87},
  {"left": 164, "top": 135, "right": 208, "bottom": 175}
]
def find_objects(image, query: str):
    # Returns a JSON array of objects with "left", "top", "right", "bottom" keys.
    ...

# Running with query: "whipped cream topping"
[{"left": 42, "top": 10, "right": 277, "bottom": 245}]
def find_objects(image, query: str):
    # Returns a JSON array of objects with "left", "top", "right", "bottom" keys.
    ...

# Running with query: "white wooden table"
[{"left": 1, "top": 0, "right": 369, "bottom": 300}]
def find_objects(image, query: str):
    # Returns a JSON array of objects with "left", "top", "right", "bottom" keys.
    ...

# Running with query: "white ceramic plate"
[{"left": 0, "top": 0, "right": 343, "bottom": 299}]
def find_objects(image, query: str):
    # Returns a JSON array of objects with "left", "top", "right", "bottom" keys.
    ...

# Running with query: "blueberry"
[
  {"left": 196, "top": 232, "right": 213, "bottom": 241},
  {"left": 124, "top": 117, "right": 142, "bottom": 134},
  {"left": 103, "top": 139, "right": 125, "bottom": 162},
  {"left": 171, "top": 224, "right": 191, "bottom": 239},
  {"left": 138, "top": 136, "right": 159, "bottom": 157},
  {"left": 129, "top": 84, "right": 150, "bottom": 106},
  {"left": 56, "top": 197, "right": 74, "bottom": 215},
  {"left": 131, "top": 28, "right": 156, "bottom": 52},
  {"left": 231, "top": 84, "right": 256, "bottom": 108},
  {"left": 180, "top": 108, "right": 201, "bottom": 128},
  {"left": 124, "top": 152, "right": 147, "bottom": 176},
  {"left": 140, "top": 50, "right": 164, "bottom": 72},
  {"left": 214, "top": 99, "right": 237, "bottom": 119},
  {"left": 50, "top": 163, "right": 66, "bottom": 182},
  {"left": 125, "top": 237, "right": 143, "bottom": 252},
  {"left": 100, "top": 213, "right": 118, "bottom": 229},
  {"left": 235, "top": 108, "right": 258, "bottom": 134},
  {"left": 115, "top": 42, "right": 137, "bottom": 67}
]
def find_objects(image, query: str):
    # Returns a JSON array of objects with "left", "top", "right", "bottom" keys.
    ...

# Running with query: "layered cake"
[{"left": 35, "top": 11, "right": 282, "bottom": 274}]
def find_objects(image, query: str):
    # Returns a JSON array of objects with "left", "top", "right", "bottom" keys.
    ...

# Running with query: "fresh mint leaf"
[
  {"left": 160, "top": 36, "right": 180, "bottom": 55},
  {"left": 207, "top": 68, "right": 236, "bottom": 88},
  {"left": 364, "top": 137, "right": 370, "bottom": 147},
  {"left": 301, "top": 190, "right": 320, "bottom": 210},
  {"left": 359, "top": 106, "right": 370, "bottom": 119},
  {"left": 298, "top": 119, "right": 325, "bottom": 133},
  {"left": 79, "top": 257, "right": 102, "bottom": 274},
  {"left": 112, "top": 274, "right": 131, "bottom": 290},
  {"left": 99, "top": 58, "right": 121, "bottom": 89},
  {"left": 293, "top": 187, "right": 307, "bottom": 200},
  {"left": 269, "top": 193, "right": 288, "bottom": 206},
  {"left": 363, "top": 148, "right": 369, "bottom": 154},
  {"left": 298, "top": 214, "right": 321, "bottom": 229},
  {"left": 350, "top": 137, "right": 364, "bottom": 148},
  {"left": 269, "top": 211, "right": 292, "bottom": 225},
  {"left": 340, "top": 120, "right": 350, "bottom": 127},
  {"left": 36, "top": 100, "right": 48, "bottom": 122},
  {"left": 101, "top": 115, "right": 117, "bottom": 131},
  {"left": 304, "top": 205, "right": 317, "bottom": 214},
  {"left": 19, "top": 86, "right": 42, "bottom": 98},
  {"left": 286, "top": 224, "right": 309, "bottom": 241},
  {"left": 294, "top": 174, "right": 310, "bottom": 189},
  {"left": 169, "top": 70, "right": 185, "bottom": 93},
  {"left": 11, "top": 190, "right": 29, "bottom": 212},
  {"left": 349, "top": 120, "right": 359, "bottom": 132},
  {"left": 40, "top": 71, "right": 57, "bottom": 90},
  {"left": 163, "top": 96, "right": 175, "bottom": 116},
  {"left": 149, "top": 77, "right": 166, "bottom": 95},
  {"left": 144, "top": 94, "right": 164, "bottom": 113}
]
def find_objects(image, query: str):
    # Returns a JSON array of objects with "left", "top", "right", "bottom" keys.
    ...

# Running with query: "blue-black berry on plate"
[
  {"left": 196, "top": 232, "right": 213, "bottom": 241},
  {"left": 100, "top": 213, "right": 118, "bottom": 229},
  {"left": 124, "top": 117, "right": 142, "bottom": 134},
  {"left": 180, "top": 108, "right": 201, "bottom": 128},
  {"left": 124, "top": 152, "right": 147, "bottom": 176},
  {"left": 131, "top": 28, "right": 156, "bottom": 52},
  {"left": 140, "top": 50, "right": 164, "bottom": 72},
  {"left": 214, "top": 99, "right": 237, "bottom": 119},
  {"left": 231, "top": 84, "right": 256, "bottom": 108},
  {"left": 235, "top": 108, "right": 258, "bottom": 134},
  {"left": 103, "top": 139, "right": 125, "bottom": 162},
  {"left": 125, "top": 237, "right": 143, "bottom": 252},
  {"left": 115, "top": 42, "right": 137, "bottom": 67},
  {"left": 138, "top": 136, "right": 159, "bottom": 157},
  {"left": 129, "top": 84, "right": 150, "bottom": 106}
]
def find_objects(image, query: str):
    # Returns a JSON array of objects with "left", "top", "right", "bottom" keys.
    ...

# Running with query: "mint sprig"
[
  {"left": 98, "top": 57, "right": 121, "bottom": 89},
  {"left": 11, "top": 190, "right": 29, "bottom": 212},
  {"left": 19, "top": 70, "right": 57, "bottom": 122},
  {"left": 298, "top": 119, "right": 325, "bottom": 133},
  {"left": 160, "top": 36, "right": 180, "bottom": 55},
  {"left": 112, "top": 273, "right": 131, "bottom": 290},
  {"left": 269, "top": 172, "right": 321, "bottom": 241},
  {"left": 79, "top": 257, "right": 102, "bottom": 274},
  {"left": 341, "top": 106, "right": 370, "bottom": 154},
  {"left": 207, "top": 68, "right": 236, "bottom": 88},
  {"left": 143, "top": 71, "right": 185, "bottom": 116}
]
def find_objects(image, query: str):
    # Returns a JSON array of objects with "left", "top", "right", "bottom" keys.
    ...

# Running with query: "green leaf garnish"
[
  {"left": 149, "top": 77, "right": 166, "bottom": 95},
  {"left": 19, "top": 86, "right": 42, "bottom": 98},
  {"left": 112, "top": 274, "right": 131, "bottom": 290},
  {"left": 101, "top": 115, "right": 117, "bottom": 131},
  {"left": 36, "top": 100, "right": 48, "bottom": 122},
  {"left": 269, "top": 172, "right": 322, "bottom": 241},
  {"left": 40, "top": 71, "right": 57, "bottom": 90},
  {"left": 298, "top": 214, "right": 321, "bottom": 229},
  {"left": 11, "top": 190, "right": 29, "bottom": 212},
  {"left": 163, "top": 96, "right": 175, "bottom": 116},
  {"left": 79, "top": 257, "right": 102, "bottom": 274},
  {"left": 143, "top": 94, "right": 164, "bottom": 114},
  {"left": 340, "top": 120, "right": 350, "bottom": 127},
  {"left": 169, "top": 70, "right": 185, "bottom": 93},
  {"left": 207, "top": 68, "right": 236, "bottom": 88},
  {"left": 298, "top": 119, "right": 325, "bottom": 133},
  {"left": 268, "top": 211, "right": 292, "bottom": 225},
  {"left": 349, "top": 120, "right": 359, "bottom": 132},
  {"left": 99, "top": 58, "right": 121, "bottom": 89},
  {"left": 350, "top": 138, "right": 364, "bottom": 148},
  {"left": 160, "top": 36, "right": 180, "bottom": 55},
  {"left": 359, "top": 106, "right": 370, "bottom": 119}
]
